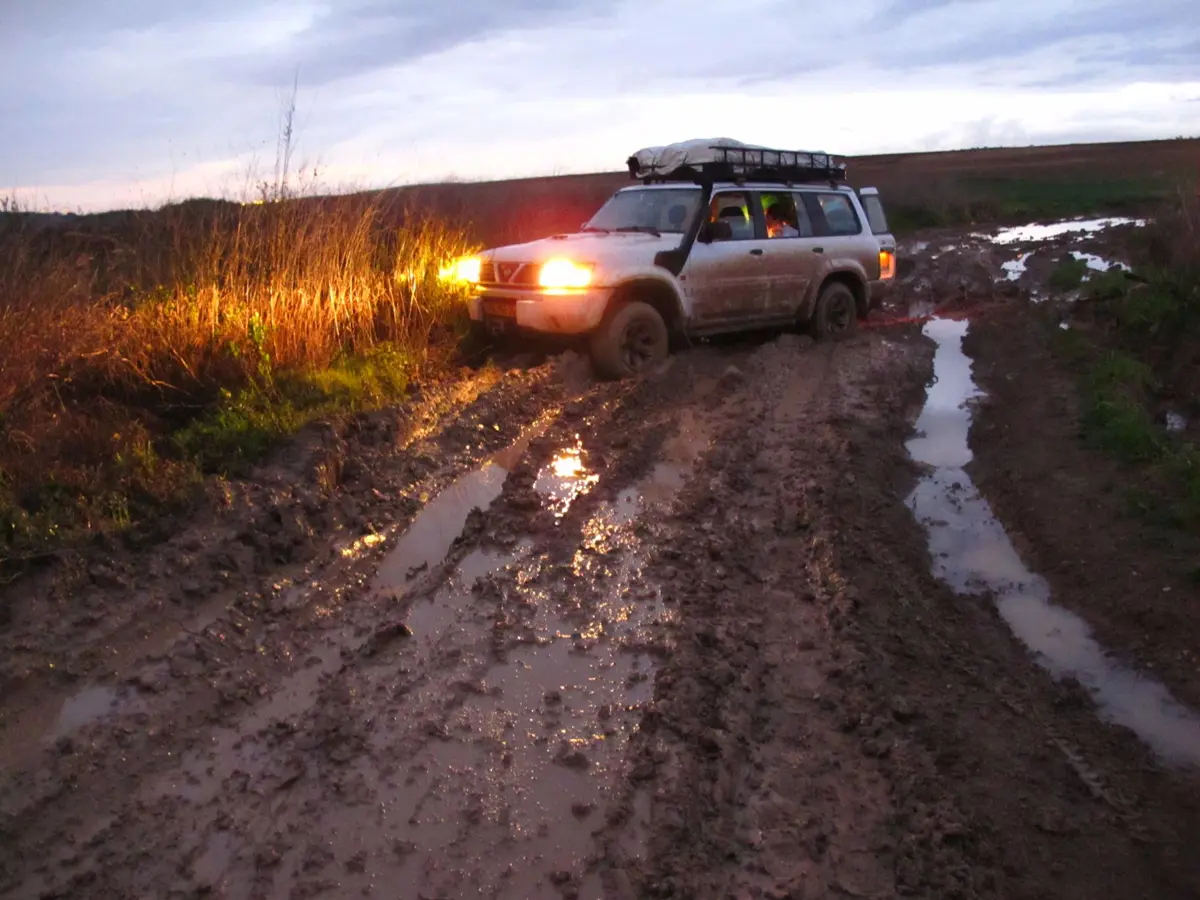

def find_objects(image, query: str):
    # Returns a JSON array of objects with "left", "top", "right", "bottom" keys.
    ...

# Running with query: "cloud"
[
  {"left": 3, "top": 0, "right": 1198, "bottom": 210},
  {"left": 245, "top": 0, "right": 605, "bottom": 88},
  {"left": 873, "top": 0, "right": 1200, "bottom": 84}
]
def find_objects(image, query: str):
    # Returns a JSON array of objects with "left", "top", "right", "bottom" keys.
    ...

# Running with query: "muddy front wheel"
[
  {"left": 589, "top": 300, "right": 669, "bottom": 379},
  {"left": 812, "top": 282, "right": 858, "bottom": 341}
]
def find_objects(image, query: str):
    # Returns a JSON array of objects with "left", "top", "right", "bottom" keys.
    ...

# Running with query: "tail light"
[{"left": 879, "top": 249, "right": 896, "bottom": 280}]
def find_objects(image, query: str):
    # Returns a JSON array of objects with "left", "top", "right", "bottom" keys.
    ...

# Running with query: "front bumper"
[{"left": 468, "top": 287, "right": 612, "bottom": 335}]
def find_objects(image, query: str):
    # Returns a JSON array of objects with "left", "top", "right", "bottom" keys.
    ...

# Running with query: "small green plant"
[
  {"left": 246, "top": 313, "right": 274, "bottom": 386},
  {"left": 1111, "top": 274, "right": 1199, "bottom": 340},
  {"left": 1082, "top": 270, "right": 1130, "bottom": 304},
  {"left": 172, "top": 387, "right": 295, "bottom": 476},
  {"left": 1082, "top": 352, "right": 1160, "bottom": 463},
  {"left": 171, "top": 342, "right": 416, "bottom": 477},
  {"left": 1048, "top": 257, "right": 1089, "bottom": 292}
]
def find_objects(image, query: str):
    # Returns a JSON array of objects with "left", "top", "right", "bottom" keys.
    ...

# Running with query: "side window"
[
  {"left": 814, "top": 193, "right": 862, "bottom": 236},
  {"left": 708, "top": 191, "right": 754, "bottom": 241},
  {"left": 761, "top": 192, "right": 814, "bottom": 239},
  {"left": 860, "top": 194, "right": 890, "bottom": 235}
]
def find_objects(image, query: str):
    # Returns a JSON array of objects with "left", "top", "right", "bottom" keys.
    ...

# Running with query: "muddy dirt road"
[{"left": 2, "top": 222, "right": 1200, "bottom": 899}]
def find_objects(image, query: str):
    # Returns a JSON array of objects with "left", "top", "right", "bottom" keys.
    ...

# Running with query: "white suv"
[{"left": 446, "top": 139, "right": 897, "bottom": 378}]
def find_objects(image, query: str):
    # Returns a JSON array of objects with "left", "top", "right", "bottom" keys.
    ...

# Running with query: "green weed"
[
  {"left": 1082, "top": 352, "right": 1159, "bottom": 461},
  {"left": 1048, "top": 257, "right": 1089, "bottom": 292},
  {"left": 963, "top": 176, "right": 1170, "bottom": 220},
  {"left": 882, "top": 176, "right": 1171, "bottom": 236},
  {"left": 172, "top": 342, "right": 416, "bottom": 477}
]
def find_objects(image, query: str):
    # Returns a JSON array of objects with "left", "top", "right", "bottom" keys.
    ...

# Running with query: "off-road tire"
[
  {"left": 812, "top": 282, "right": 858, "bottom": 341},
  {"left": 589, "top": 300, "right": 670, "bottom": 379}
]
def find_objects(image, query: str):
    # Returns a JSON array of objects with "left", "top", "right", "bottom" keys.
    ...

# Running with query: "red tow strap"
[{"left": 860, "top": 303, "right": 1004, "bottom": 329}]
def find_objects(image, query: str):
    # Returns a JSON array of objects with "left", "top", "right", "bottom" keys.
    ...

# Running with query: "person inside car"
[{"left": 765, "top": 201, "right": 799, "bottom": 238}]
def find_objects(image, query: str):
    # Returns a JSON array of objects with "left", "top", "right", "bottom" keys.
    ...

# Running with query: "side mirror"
[{"left": 699, "top": 220, "right": 732, "bottom": 243}]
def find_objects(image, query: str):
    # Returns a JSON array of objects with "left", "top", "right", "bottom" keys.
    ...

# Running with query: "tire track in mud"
[
  {"left": 23, "top": 316, "right": 1187, "bottom": 900},
  {"left": 0, "top": 364, "right": 580, "bottom": 897},
  {"left": 818, "top": 344, "right": 1200, "bottom": 896},
  {"left": 0, "top": 346, "right": 754, "bottom": 899},
  {"left": 623, "top": 334, "right": 920, "bottom": 899}
]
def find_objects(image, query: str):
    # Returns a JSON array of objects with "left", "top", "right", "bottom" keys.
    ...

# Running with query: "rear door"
[
  {"left": 799, "top": 190, "right": 878, "bottom": 305},
  {"left": 680, "top": 190, "right": 773, "bottom": 329},
  {"left": 750, "top": 189, "right": 824, "bottom": 320},
  {"left": 859, "top": 187, "right": 897, "bottom": 282}
]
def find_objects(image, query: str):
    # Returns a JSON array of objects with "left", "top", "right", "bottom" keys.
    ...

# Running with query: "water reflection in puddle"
[
  {"left": 1002, "top": 253, "right": 1031, "bottom": 281},
  {"left": 54, "top": 685, "right": 146, "bottom": 738},
  {"left": 405, "top": 544, "right": 530, "bottom": 646},
  {"left": 982, "top": 217, "right": 1146, "bottom": 245},
  {"left": 373, "top": 463, "right": 507, "bottom": 590},
  {"left": 908, "top": 317, "right": 1200, "bottom": 767},
  {"left": 534, "top": 438, "right": 600, "bottom": 519},
  {"left": 1070, "top": 251, "right": 1130, "bottom": 274},
  {"left": 375, "top": 417, "right": 553, "bottom": 592},
  {"left": 360, "top": 411, "right": 709, "bottom": 896}
]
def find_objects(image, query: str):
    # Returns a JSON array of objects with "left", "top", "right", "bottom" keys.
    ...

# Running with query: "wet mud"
[
  {"left": 909, "top": 317, "right": 1200, "bottom": 767},
  {"left": 2, "top": 217, "right": 1200, "bottom": 899}
]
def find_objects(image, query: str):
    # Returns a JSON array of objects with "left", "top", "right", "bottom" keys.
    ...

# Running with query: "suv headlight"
[
  {"left": 539, "top": 258, "right": 593, "bottom": 290},
  {"left": 438, "top": 256, "right": 481, "bottom": 284}
]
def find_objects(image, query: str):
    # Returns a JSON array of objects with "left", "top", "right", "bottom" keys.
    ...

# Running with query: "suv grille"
[{"left": 479, "top": 261, "right": 537, "bottom": 288}]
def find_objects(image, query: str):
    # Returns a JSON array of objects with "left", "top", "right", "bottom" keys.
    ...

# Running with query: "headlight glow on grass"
[
  {"left": 539, "top": 258, "right": 593, "bottom": 290},
  {"left": 438, "top": 256, "right": 481, "bottom": 284}
]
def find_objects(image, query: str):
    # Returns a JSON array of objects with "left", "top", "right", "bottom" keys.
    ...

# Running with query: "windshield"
[{"left": 584, "top": 187, "right": 702, "bottom": 234}]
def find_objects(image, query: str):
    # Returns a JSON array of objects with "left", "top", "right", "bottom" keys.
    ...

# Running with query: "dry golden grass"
[{"left": 0, "top": 192, "right": 476, "bottom": 558}]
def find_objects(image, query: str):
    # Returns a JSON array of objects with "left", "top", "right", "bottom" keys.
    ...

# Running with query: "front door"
[{"left": 679, "top": 190, "right": 771, "bottom": 330}]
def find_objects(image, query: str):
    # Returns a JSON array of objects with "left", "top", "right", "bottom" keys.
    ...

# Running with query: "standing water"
[{"left": 907, "top": 317, "right": 1200, "bottom": 768}]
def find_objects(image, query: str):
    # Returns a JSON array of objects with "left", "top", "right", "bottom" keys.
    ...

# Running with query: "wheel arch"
[
  {"left": 608, "top": 278, "right": 686, "bottom": 336},
  {"left": 817, "top": 270, "right": 869, "bottom": 320}
]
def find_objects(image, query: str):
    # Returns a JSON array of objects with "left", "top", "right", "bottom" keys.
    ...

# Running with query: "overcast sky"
[{"left": 3, "top": 0, "right": 1198, "bottom": 211}]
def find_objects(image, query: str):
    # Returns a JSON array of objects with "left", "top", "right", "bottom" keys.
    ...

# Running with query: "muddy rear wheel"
[
  {"left": 589, "top": 300, "right": 670, "bottom": 379},
  {"left": 812, "top": 282, "right": 858, "bottom": 341}
]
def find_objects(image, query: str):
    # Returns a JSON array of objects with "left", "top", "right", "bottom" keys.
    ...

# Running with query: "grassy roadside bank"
[
  {"left": 880, "top": 175, "right": 1174, "bottom": 235},
  {"left": 1054, "top": 190, "right": 1200, "bottom": 532},
  {"left": 0, "top": 193, "right": 476, "bottom": 573}
]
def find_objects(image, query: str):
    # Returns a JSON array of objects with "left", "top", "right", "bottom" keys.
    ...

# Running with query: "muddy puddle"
[
  {"left": 1001, "top": 253, "right": 1031, "bottom": 281},
  {"left": 1071, "top": 250, "right": 1130, "bottom": 274},
  {"left": 382, "top": 410, "right": 707, "bottom": 893},
  {"left": 534, "top": 438, "right": 601, "bottom": 520},
  {"left": 376, "top": 414, "right": 556, "bottom": 588},
  {"left": 140, "top": 407, "right": 713, "bottom": 896},
  {"left": 907, "top": 317, "right": 1200, "bottom": 768},
  {"left": 980, "top": 217, "right": 1146, "bottom": 245},
  {"left": 53, "top": 684, "right": 147, "bottom": 738}
]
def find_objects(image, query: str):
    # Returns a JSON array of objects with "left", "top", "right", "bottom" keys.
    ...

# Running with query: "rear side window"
[
  {"left": 814, "top": 193, "right": 861, "bottom": 236},
  {"left": 759, "top": 192, "right": 814, "bottom": 238},
  {"left": 860, "top": 194, "right": 890, "bottom": 235}
]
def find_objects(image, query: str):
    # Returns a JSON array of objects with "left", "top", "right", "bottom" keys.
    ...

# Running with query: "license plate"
[{"left": 482, "top": 297, "right": 517, "bottom": 319}]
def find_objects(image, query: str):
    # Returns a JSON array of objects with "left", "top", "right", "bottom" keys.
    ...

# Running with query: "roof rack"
[{"left": 626, "top": 140, "right": 848, "bottom": 186}]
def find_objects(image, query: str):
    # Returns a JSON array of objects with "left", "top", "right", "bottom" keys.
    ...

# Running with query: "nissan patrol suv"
[{"left": 443, "top": 139, "right": 897, "bottom": 378}]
